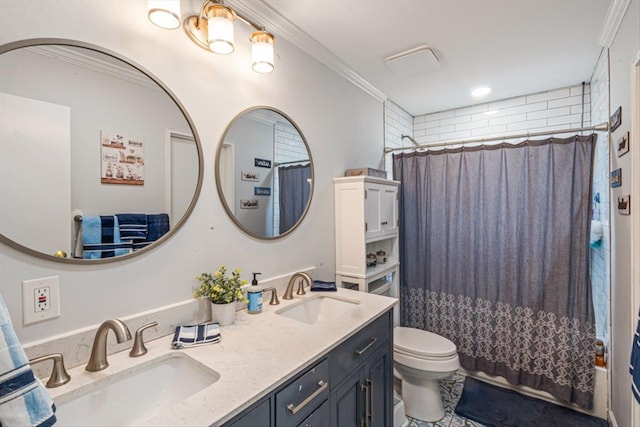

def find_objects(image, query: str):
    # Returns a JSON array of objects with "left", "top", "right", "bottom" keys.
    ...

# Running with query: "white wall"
[
  {"left": 0, "top": 0, "right": 384, "bottom": 344},
  {"left": 608, "top": 1, "right": 640, "bottom": 426}
]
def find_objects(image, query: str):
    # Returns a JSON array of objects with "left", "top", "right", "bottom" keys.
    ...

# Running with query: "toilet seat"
[{"left": 394, "top": 327, "right": 457, "bottom": 359}]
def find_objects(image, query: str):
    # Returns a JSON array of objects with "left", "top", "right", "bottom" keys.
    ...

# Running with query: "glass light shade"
[
  {"left": 147, "top": 0, "right": 181, "bottom": 29},
  {"left": 251, "top": 31, "right": 275, "bottom": 73},
  {"left": 206, "top": 5, "right": 236, "bottom": 55}
]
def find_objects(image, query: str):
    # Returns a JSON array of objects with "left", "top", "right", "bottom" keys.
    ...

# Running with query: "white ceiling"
[{"left": 240, "top": 0, "right": 612, "bottom": 116}]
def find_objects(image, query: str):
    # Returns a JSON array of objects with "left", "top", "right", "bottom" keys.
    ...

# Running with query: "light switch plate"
[{"left": 22, "top": 276, "right": 60, "bottom": 325}]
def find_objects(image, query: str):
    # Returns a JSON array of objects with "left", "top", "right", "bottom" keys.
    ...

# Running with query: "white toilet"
[{"left": 393, "top": 326, "right": 460, "bottom": 422}]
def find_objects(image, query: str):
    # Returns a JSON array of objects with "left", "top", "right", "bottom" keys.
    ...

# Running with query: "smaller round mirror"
[{"left": 216, "top": 107, "right": 314, "bottom": 239}]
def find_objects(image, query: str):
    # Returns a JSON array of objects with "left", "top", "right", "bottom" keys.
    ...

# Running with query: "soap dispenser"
[{"left": 247, "top": 272, "right": 263, "bottom": 314}]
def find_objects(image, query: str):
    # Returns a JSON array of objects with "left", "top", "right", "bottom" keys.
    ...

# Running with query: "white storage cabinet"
[{"left": 334, "top": 176, "right": 400, "bottom": 298}]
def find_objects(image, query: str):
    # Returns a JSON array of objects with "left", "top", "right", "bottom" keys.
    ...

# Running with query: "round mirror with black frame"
[
  {"left": 216, "top": 107, "right": 314, "bottom": 239},
  {"left": 0, "top": 39, "right": 203, "bottom": 263}
]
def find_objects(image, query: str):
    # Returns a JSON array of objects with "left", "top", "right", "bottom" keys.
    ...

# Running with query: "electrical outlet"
[
  {"left": 22, "top": 276, "right": 60, "bottom": 325},
  {"left": 34, "top": 286, "right": 50, "bottom": 312}
]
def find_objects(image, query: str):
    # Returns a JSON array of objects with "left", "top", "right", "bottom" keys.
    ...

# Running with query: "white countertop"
[{"left": 48, "top": 288, "right": 397, "bottom": 426}]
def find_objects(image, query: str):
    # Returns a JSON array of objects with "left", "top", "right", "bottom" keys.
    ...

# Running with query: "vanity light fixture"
[
  {"left": 147, "top": 0, "right": 181, "bottom": 30},
  {"left": 148, "top": 0, "right": 276, "bottom": 73}
]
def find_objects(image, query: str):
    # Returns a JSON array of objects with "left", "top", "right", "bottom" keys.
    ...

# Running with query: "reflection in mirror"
[
  {"left": 216, "top": 107, "right": 313, "bottom": 239},
  {"left": 0, "top": 40, "right": 203, "bottom": 263}
]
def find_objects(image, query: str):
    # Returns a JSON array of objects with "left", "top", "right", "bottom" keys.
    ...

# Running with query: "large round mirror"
[
  {"left": 0, "top": 39, "right": 203, "bottom": 263},
  {"left": 216, "top": 107, "right": 313, "bottom": 239}
]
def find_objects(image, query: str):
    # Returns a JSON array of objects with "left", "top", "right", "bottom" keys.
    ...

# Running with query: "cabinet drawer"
[
  {"left": 276, "top": 359, "right": 330, "bottom": 427},
  {"left": 297, "top": 400, "right": 330, "bottom": 427},
  {"left": 329, "top": 311, "right": 391, "bottom": 387}
]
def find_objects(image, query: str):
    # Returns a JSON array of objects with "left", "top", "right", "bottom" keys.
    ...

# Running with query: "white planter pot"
[{"left": 210, "top": 301, "right": 236, "bottom": 326}]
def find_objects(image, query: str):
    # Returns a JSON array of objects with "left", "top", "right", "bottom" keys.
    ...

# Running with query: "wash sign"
[{"left": 254, "top": 158, "right": 272, "bottom": 168}]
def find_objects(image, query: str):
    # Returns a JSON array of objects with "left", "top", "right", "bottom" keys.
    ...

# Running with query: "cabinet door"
[
  {"left": 331, "top": 369, "right": 364, "bottom": 427},
  {"left": 364, "top": 184, "right": 383, "bottom": 238},
  {"left": 364, "top": 345, "right": 393, "bottom": 427},
  {"left": 379, "top": 185, "right": 398, "bottom": 236}
]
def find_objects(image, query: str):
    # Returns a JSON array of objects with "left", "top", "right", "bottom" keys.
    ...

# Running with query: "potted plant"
[{"left": 195, "top": 265, "right": 248, "bottom": 326}]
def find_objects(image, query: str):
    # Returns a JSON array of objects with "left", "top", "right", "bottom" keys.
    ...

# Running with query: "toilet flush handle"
[{"left": 355, "top": 337, "right": 378, "bottom": 356}]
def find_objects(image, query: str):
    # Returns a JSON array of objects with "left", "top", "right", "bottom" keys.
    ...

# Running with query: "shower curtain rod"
[
  {"left": 384, "top": 122, "right": 609, "bottom": 153},
  {"left": 274, "top": 159, "right": 310, "bottom": 166}
]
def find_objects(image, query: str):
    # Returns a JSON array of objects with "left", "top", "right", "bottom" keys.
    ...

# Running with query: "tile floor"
[{"left": 404, "top": 374, "right": 485, "bottom": 427}]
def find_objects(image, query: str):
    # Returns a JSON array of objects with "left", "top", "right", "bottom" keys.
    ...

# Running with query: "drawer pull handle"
[
  {"left": 286, "top": 380, "right": 328, "bottom": 415},
  {"left": 354, "top": 337, "right": 378, "bottom": 356}
]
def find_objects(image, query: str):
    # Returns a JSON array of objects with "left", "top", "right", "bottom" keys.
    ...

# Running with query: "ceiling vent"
[{"left": 384, "top": 46, "right": 440, "bottom": 78}]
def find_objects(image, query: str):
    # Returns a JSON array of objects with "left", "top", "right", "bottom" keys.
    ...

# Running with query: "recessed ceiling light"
[
  {"left": 471, "top": 87, "right": 491, "bottom": 98},
  {"left": 484, "top": 110, "right": 499, "bottom": 115}
]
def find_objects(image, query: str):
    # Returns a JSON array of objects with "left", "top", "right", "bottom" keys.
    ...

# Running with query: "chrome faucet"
[
  {"left": 283, "top": 272, "right": 312, "bottom": 300},
  {"left": 86, "top": 319, "right": 132, "bottom": 372}
]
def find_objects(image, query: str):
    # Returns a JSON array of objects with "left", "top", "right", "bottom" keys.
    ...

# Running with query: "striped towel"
[
  {"left": 0, "top": 293, "right": 56, "bottom": 427},
  {"left": 171, "top": 323, "right": 221, "bottom": 349},
  {"left": 630, "top": 308, "right": 640, "bottom": 402},
  {"left": 116, "top": 213, "right": 148, "bottom": 243}
]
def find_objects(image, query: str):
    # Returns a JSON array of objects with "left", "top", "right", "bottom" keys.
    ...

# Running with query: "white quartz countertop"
[{"left": 49, "top": 288, "right": 397, "bottom": 426}]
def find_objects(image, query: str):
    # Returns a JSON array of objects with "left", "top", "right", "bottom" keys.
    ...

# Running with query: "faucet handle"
[
  {"left": 129, "top": 321, "right": 158, "bottom": 358},
  {"left": 263, "top": 287, "right": 280, "bottom": 305},
  {"left": 296, "top": 279, "right": 307, "bottom": 296},
  {"left": 29, "top": 353, "right": 71, "bottom": 388}
]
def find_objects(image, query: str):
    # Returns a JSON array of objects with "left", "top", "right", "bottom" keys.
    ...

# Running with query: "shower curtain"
[
  {"left": 393, "top": 134, "right": 597, "bottom": 409},
  {"left": 278, "top": 163, "right": 311, "bottom": 233}
]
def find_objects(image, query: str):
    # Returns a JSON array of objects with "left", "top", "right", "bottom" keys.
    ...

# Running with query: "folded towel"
[
  {"left": 311, "top": 280, "right": 337, "bottom": 292},
  {"left": 116, "top": 213, "right": 148, "bottom": 242},
  {"left": 146, "top": 214, "right": 170, "bottom": 242},
  {"left": 171, "top": 323, "right": 221, "bottom": 349},
  {"left": 131, "top": 214, "right": 171, "bottom": 251},
  {"left": 630, "top": 309, "right": 640, "bottom": 403},
  {"left": 0, "top": 293, "right": 56, "bottom": 427},
  {"left": 82, "top": 216, "right": 132, "bottom": 259}
]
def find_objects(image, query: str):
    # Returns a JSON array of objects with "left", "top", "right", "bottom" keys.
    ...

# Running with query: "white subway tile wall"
[
  {"left": 273, "top": 120, "right": 309, "bottom": 234},
  {"left": 384, "top": 100, "right": 413, "bottom": 178},
  {"left": 384, "top": 80, "right": 609, "bottom": 344}
]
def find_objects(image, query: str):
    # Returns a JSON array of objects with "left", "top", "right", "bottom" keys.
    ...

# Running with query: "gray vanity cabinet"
[{"left": 222, "top": 309, "right": 392, "bottom": 427}]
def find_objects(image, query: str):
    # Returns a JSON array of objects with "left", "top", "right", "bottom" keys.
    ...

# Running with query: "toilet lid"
[{"left": 394, "top": 327, "right": 457, "bottom": 358}]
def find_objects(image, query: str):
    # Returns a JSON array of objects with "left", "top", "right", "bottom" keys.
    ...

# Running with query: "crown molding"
[
  {"left": 27, "top": 46, "right": 161, "bottom": 91},
  {"left": 226, "top": 0, "right": 387, "bottom": 103},
  {"left": 598, "top": 0, "right": 631, "bottom": 48}
]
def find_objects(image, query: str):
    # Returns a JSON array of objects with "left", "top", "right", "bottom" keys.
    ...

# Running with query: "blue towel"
[
  {"left": 82, "top": 216, "right": 132, "bottom": 259},
  {"left": 311, "top": 280, "right": 337, "bottom": 292},
  {"left": 133, "top": 214, "right": 171, "bottom": 250},
  {"left": 630, "top": 308, "right": 640, "bottom": 402},
  {"left": 171, "top": 323, "right": 221, "bottom": 349},
  {"left": 116, "top": 213, "right": 148, "bottom": 243},
  {"left": 0, "top": 293, "right": 56, "bottom": 427}
]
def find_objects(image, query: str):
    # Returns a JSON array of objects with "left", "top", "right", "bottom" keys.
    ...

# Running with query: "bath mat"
[{"left": 454, "top": 377, "right": 607, "bottom": 427}]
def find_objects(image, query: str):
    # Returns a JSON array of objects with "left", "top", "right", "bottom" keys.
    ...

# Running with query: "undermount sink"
[
  {"left": 276, "top": 294, "right": 361, "bottom": 324},
  {"left": 53, "top": 352, "right": 219, "bottom": 426}
]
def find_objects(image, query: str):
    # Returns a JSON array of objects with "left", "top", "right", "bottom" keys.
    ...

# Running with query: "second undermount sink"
[
  {"left": 53, "top": 352, "right": 219, "bottom": 426},
  {"left": 276, "top": 294, "right": 361, "bottom": 324}
]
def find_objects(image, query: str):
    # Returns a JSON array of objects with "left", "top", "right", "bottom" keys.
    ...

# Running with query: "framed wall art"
[
  {"left": 610, "top": 106, "right": 622, "bottom": 133},
  {"left": 610, "top": 168, "right": 622, "bottom": 188},
  {"left": 616, "top": 131, "right": 630, "bottom": 157},
  {"left": 100, "top": 130, "right": 144, "bottom": 185}
]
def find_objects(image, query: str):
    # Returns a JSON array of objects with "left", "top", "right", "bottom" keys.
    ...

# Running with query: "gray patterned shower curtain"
[
  {"left": 278, "top": 163, "right": 311, "bottom": 233},
  {"left": 393, "top": 135, "right": 597, "bottom": 409}
]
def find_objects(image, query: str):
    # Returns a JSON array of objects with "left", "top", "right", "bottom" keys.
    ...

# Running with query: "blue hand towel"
[
  {"left": 0, "top": 293, "right": 56, "bottom": 427},
  {"left": 171, "top": 323, "right": 221, "bottom": 349},
  {"left": 116, "top": 213, "right": 148, "bottom": 242},
  {"left": 630, "top": 308, "right": 640, "bottom": 402},
  {"left": 82, "top": 216, "right": 132, "bottom": 259},
  {"left": 146, "top": 214, "right": 170, "bottom": 242},
  {"left": 311, "top": 280, "right": 337, "bottom": 292}
]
